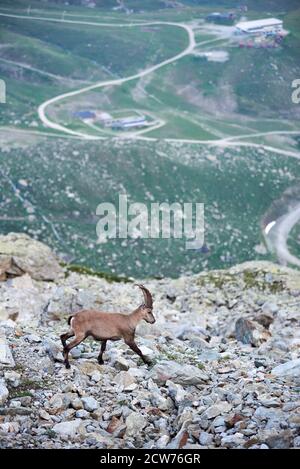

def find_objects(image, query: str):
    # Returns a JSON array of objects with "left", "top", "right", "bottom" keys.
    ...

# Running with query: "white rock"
[
  {"left": 70, "top": 397, "right": 83, "bottom": 410},
  {"left": 82, "top": 396, "right": 99, "bottom": 412},
  {"left": 125, "top": 412, "right": 147, "bottom": 437},
  {"left": 25, "top": 334, "right": 41, "bottom": 343},
  {"left": 43, "top": 338, "right": 63, "bottom": 362},
  {"left": 0, "top": 421, "right": 20, "bottom": 433},
  {"left": 260, "top": 443, "right": 269, "bottom": 449},
  {"left": 10, "top": 400, "right": 21, "bottom": 408},
  {"left": 152, "top": 393, "right": 174, "bottom": 411},
  {"left": 205, "top": 402, "right": 232, "bottom": 419},
  {"left": 139, "top": 345, "right": 156, "bottom": 360},
  {"left": 293, "top": 436, "right": 300, "bottom": 448},
  {"left": 4, "top": 371, "right": 20, "bottom": 387},
  {"left": 0, "top": 334, "right": 15, "bottom": 367},
  {"left": 147, "top": 378, "right": 160, "bottom": 393},
  {"left": 148, "top": 378, "right": 173, "bottom": 409},
  {"left": 52, "top": 419, "right": 84, "bottom": 438},
  {"left": 49, "top": 393, "right": 71, "bottom": 413},
  {"left": 150, "top": 360, "right": 209, "bottom": 386},
  {"left": 167, "top": 425, "right": 190, "bottom": 449},
  {"left": 129, "top": 367, "right": 146, "bottom": 379},
  {"left": 76, "top": 409, "right": 90, "bottom": 419},
  {"left": 221, "top": 432, "right": 245, "bottom": 448},
  {"left": 257, "top": 429, "right": 292, "bottom": 449},
  {"left": 156, "top": 434, "right": 171, "bottom": 448},
  {"left": 167, "top": 380, "right": 187, "bottom": 404},
  {"left": 262, "top": 302, "right": 279, "bottom": 314},
  {"left": 272, "top": 359, "right": 300, "bottom": 378},
  {"left": 90, "top": 408, "right": 105, "bottom": 420},
  {"left": 199, "top": 431, "right": 214, "bottom": 446},
  {"left": 114, "top": 371, "right": 137, "bottom": 391},
  {"left": 91, "top": 371, "right": 101, "bottom": 383},
  {"left": 70, "top": 348, "right": 81, "bottom": 359},
  {"left": 112, "top": 355, "right": 130, "bottom": 371},
  {"left": 0, "top": 379, "right": 9, "bottom": 405},
  {"left": 39, "top": 409, "right": 51, "bottom": 420}
]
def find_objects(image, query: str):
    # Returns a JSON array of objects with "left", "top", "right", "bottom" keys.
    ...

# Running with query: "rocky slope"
[{"left": 0, "top": 233, "right": 299, "bottom": 449}]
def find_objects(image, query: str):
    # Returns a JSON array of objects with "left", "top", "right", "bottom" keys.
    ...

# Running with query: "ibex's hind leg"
[
  {"left": 60, "top": 331, "right": 74, "bottom": 348},
  {"left": 98, "top": 340, "right": 107, "bottom": 365},
  {"left": 63, "top": 334, "right": 85, "bottom": 369},
  {"left": 125, "top": 339, "right": 151, "bottom": 365}
]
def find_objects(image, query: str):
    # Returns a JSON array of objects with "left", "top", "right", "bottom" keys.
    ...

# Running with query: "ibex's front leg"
[
  {"left": 98, "top": 340, "right": 107, "bottom": 365},
  {"left": 125, "top": 338, "right": 151, "bottom": 365},
  {"left": 60, "top": 331, "right": 74, "bottom": 348}
]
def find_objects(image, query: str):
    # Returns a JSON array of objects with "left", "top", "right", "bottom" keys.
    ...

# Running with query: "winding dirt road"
[
  {"left": 1, "top": 11, "right": 300, "bottom": 150},
  {"left": 264, "top": 204, "right": 300, "bottom": 268},
  {"left": 0, "top": 12, "right": 196, "bottom": 139}
]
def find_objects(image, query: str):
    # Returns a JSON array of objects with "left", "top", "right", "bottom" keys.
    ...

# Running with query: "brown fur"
[{"left": 60, "top": 285, "right": 155, "bottom": 369}]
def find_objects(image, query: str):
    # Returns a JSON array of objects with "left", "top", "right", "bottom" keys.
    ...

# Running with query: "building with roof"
[
  {"left": 235, "top": 18, "right": 283, "bottom": 36},
  {"left": 74, "top": 110, "right": 96, "bottom": 120},
  {"left": 109, "top": 116, "right": 147, "bottom": 130},
  {"left": 206, "top": 12, "right": 236, "bottom": 23}
]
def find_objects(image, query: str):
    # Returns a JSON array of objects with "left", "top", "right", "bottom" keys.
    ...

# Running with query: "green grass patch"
[{"left": 64, "top": 263, "right": 132, "bottom": 283}]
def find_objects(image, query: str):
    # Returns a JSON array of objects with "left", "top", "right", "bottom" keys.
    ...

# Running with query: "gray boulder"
[
  {"left": 125, "top": 412, "right": 147, "bottom": 437},
  {"left": 0, "top": 233, "right": 63, "bottom": 281},
  {"left": 272, "top": 358, "right": 300, "bottom": 378},
  {"left": 235, "top": 317, "right": 270, "bottom": 346},
  {"left": 150, "top": 360, "right": 209, "bottom": 386}
]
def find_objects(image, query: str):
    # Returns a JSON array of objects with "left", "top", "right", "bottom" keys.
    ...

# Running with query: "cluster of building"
[
  {"left": 206, "top": 9, "right": 284, "bottom": 38},
  {"left": 108, "top": 115, "right": 148, "bottom": 130},
  {"left": 234, "top": 18, "right": 285, "bottom": 48},
  {"left": 74, "top": 110, "right": 149, "bottom": 131},
  {"left": 235, "top": 18, "right": 283, "bottom": 36}
]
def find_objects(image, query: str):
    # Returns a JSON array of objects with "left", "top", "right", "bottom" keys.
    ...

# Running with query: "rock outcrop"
[{"left": 0, "top": 232, "right": 63, "bottom": 281}]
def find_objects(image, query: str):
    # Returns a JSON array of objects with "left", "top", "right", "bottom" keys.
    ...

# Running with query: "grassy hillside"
[
  {"left": 0, "top": 12, "right": 190, "bottom": 129},
  {"left": 0, "top": 134, "right": 299, "bottom": 277},
  {"left": 8, "top": 0, "right": 300, "bottom": 13}
]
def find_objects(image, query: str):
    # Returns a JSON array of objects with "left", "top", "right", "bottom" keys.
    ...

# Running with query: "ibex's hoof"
[
  {"left": 65, "top": 363, "right": 71, "bottom": 369},
  {"left": 98, "top": 359, "right": 104, "bottom": 365}
]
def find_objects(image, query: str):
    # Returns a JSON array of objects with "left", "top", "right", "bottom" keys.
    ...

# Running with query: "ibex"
[{"left": 60, "top": 284, "right": 155, "bottom": 369}]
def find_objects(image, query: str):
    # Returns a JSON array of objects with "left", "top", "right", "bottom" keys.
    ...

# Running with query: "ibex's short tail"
[{"left": 67, "top": 315, "right": 74, "bottom": 326}]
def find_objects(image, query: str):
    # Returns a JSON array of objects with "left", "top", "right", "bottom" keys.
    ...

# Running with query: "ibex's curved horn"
[{"left": 135, "top": 284, "right": 153, "bottom": 309}]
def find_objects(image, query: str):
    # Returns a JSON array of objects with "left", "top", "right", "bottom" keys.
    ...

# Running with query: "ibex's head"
[{"left": 136, "top": 284, "right": 155, "bottom": 324}]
